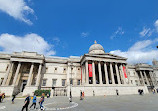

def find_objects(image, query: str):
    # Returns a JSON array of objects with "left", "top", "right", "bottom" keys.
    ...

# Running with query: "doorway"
[{"left": 20, "top": 80, "right": 27, "bottom": 92}]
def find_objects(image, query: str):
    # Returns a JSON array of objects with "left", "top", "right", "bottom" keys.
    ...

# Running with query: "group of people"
[
  {"left": 80, "top": 90, "right": 84, "bottom": 100},
  {"left": 0, "top": 92, "right": 5, "bottom": 103},
  {"left": 21, "top": 93, "right": 45, "bottom": 111},
  {"left": 138, "top": 89, "right": 144, "bottom": 95},
  {"left": 152, "top": 88, "right": 158, "bottom": 94}
]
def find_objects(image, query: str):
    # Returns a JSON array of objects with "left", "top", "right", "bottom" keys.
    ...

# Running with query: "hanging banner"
[
  {"left": 88, "top": 64, "right": 93, "bottom": 77},
  {"left": 123, "top": 66, "right": 127, "bottom": 78}
]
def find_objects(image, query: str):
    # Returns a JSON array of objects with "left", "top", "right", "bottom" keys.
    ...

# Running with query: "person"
[
  {"left": 82, "top": 91, "right": 84, "bottom": 99},
  {"left": 157, "top": 88, "right": 158, "bottom": 93},
  {"left": 30, "top": 94, "right": 37, "bottom": 109},
  {"left": 116, "top": 89, "right": 119, "bottom": 96},
  {"left": 152, "top": 89, "right": 155, "bottom": 94},
  {"left": 12, "top": 93, "right": 16, "bottom": 104},
  {"left": 0, "top": 93, "right": 2, "bottom": 103},
  {"left": 47, "top": 93, "right": 49, "bottom": 98},
  {"left": 80, "top": 90, "right": 82, "bottom": 100},
  {"left": 93, "top": 90, "right": 95, "bottom": 96},
  {"left": 1, "top": 93, "right": 5, "bottom": 102},
  {"left": 21, "top": 94, "right": 30, "bottom": 111},
  {"left": 39, "top": 93, "right": 45, "bottom": 110}
]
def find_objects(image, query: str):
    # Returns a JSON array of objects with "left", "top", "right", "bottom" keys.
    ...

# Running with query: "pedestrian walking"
[
  {"left": 21, "top": 94, "right": 30, "bottom": 111},
  {"left": 116, "top": 89, "right": 119, "bottom": 96},
  {"left": 80, "top": 90, "right": 82, "bottom": 100},
  {"left": 12, "top": 93, "right": 16, "bottom": 104},
  {"left": 82, "top": 91, "right": 84, "bottom": 99},
  {"left": 93, "top": 90, "right": 95, "bottom": 96},
  {"left": 0, "top": 93, "right": 2, "bottom": 103},
  {"left": 1, "top": 93, "right": 5, "bottom": 102},
  {"left": 30, "top": 94, "right": 37, "bottom": 109},
  {"left": 39, "top": 93, "right": 45, "bottom": 110}
]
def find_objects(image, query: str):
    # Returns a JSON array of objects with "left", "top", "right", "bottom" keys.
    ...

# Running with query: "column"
[
  {"left": 98, "top": 62, "right": 103, "bottom": 84},
  {"left": 74, "top": 66, "right": 77, "bottom": 85},
  {"left": 143, "top": 71, "right": 150, "bottom": 85},
  {"left": 12, "top": 62, "right": 21, "bottom": 85},
  {"left": 120, "top": 64, "right": 126, "bottom": 84},
  {"left": 110, "top": 63, "right": 115, "bottom": 84},
  {"left": 35, "top": 63, "right": 42, "bottom": 86},
  {"left": 67, "top": 65, "right": 70, "bottom": 85},
  {"left": 85, "top": 61, "right": 89, "bottom": 84},
  {"left": 140, "top": 71, "right": 145, "bottom": 85},
  {"left": 149, "top": 71, "right": 154, "bottom": 86},
  {"left": 6, "top": 63, "right": 14, "bottom": 85},
  {"left": 104, "top": 63, "right": 109, "bottom": 85},
  {"left": 115, "top": 63, "right": 121, "bottom": 84},
  {"left": 27, "top": 63, "right": 34, "bottom": 86},
  {"left": 92, "top": 61, "right": 96, "bottom": 85},
  {"left": 136, "top": 72, "right": 141, "bottom": 86},
  {"left": 2, "top": 62, "right": 12, "bottom": 86}
]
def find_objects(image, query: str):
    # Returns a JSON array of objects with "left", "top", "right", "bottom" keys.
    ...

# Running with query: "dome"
[{"left": 89, "top": 41, "right": 105, "bottom": 54}]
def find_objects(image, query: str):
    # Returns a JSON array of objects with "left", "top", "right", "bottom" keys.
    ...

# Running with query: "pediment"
[{"left": 85, "top": 53, "right": 127, "bottom": 60}]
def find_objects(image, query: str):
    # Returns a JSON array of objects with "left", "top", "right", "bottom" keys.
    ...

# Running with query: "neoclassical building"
[{"left": 0, "top": 41, "right": 158, "bottom": 96}]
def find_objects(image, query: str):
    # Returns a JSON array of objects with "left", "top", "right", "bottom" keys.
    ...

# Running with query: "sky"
[{"left": 0, "top": 0, "right": 158, "bottom": 64}]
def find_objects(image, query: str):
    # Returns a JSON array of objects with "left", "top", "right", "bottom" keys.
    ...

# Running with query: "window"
[
  {"left": 62, "top": 79, "right": 66, "bottom": 86},
  {"left": 77, "top": 80, "right": 80, "bottom": 85},
  {"left": 54, "top": 67, "right": 57, "bottom": 73},
  {"left": 52, "top": 79, "right": 57, "bottom": 86},
  {"left": 131, "top": 80, "right": 133, "bottom": 84},
  {"left": 42, "top": 79, "right": 47, "bottom": 86},
  {"left": 63, "top": 68, "right": 66, "bottom": 73},
  {"left": 70, "top": 79, "right": 73, "bottom": 85}
]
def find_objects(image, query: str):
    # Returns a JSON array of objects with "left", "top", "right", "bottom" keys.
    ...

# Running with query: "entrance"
[{"left": 20, "top": 80, "right": 27, "bottom": 92}]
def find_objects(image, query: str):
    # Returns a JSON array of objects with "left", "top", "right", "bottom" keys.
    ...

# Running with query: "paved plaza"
[{"left": 0, "top": 94, "right": 158, "bottom": 111}]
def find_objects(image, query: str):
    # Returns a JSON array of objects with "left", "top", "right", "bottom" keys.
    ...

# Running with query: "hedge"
[{"left": 34, "top": 90, "right": 51, "bottom": 96}]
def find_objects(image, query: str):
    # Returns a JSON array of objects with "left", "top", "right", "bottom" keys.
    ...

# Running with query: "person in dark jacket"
[{"left": 21, "top": 94, "right": 30, "bottom": 111}]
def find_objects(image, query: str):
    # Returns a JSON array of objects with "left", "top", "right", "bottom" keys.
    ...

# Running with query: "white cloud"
[
  {"left": 154, "top": 19, "right": 158, "bottom": 32},
  {"left": 110, "top": 39, "right": 158, "bottom": 64},
  {"left": 0, "top": 0, "right": 34, "bottom": 25},
  {"left": 139, "top": 27, "right": 152, "bottom": 37},
  {"left": 110, "top": 27, "right": 124, "bottom": 39},
  {"left": 0, "top": 33, "right": 56, "bottom": 56},
  {"left": 81, "top": 32, "right": 89, "bottom": 38}
]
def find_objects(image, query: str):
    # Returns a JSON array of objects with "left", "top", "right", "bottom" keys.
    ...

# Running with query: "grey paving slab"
[{"left": 0, "top": 94, "right": 158, "bottom": 111}]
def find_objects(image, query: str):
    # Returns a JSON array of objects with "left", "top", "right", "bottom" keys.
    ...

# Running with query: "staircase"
[{"left": 16, "top": 92, "right": 23, "bottom": 97}]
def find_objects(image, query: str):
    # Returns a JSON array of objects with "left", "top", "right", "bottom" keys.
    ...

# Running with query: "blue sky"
[{"left": 0, "top": 0, "right": 158, "bottom": 64}]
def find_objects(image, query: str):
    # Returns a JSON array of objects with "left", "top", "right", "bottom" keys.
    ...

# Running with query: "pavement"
[{"left": 0, "top": 94, "right": 158, "bottom": 111}]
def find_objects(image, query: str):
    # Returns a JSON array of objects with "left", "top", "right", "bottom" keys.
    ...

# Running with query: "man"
[
  {"left": 39, "top": 93, "right": 45, "bottom": 110},
  {"left": 30, "top": 94, "right": 37, "bottom": 109},
  {"left": 12, "top": 93, "right": 16, "bottom": 104},
  {"left": 80, "top": 90, "right": 82, "bottom": 100},
  {"left": 21, "top": 94, "right": 30, "bottom": 111},
  {"left": 116, "top": 89, "right": 119, "bottom": 96}
]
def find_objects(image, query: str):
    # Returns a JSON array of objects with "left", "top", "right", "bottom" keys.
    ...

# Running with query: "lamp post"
[{"left": 69, "top": 62, "right": 73, "bottom": 102}]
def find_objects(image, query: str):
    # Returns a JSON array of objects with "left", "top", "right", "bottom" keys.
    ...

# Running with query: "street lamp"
[{"left": 69, "top": 62, "right": 73, "bottom": 102}]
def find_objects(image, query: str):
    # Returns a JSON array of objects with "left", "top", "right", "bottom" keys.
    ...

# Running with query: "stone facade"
[{"left": 0, "top": 42, "right": 158, "bottom": 97}]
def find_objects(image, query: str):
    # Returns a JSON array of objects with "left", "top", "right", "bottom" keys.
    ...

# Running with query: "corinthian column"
[
  {"left": 144, "top": 71, "right": 150, "bottom": 85},
  {"left": 85, "top": 61, "right": 89, "bottom": 84},
  {"left": 27, "top": 63, "right": 34, "bottom": 86},
  {"left": 12, "top": 62, "right": 21, "bottom": 85},
  {"left": 35, "top": 63, "right": 42, "bottom": 87},
  {"left": 110, "top": 63, "right": 115, "bottom": 84},
  {"left": 140, "top": 71, "right": 145, "bottom": 85},
  {"left": 2, "top": 62, "right": 12, "bottom": 86},
  {"left": 92, "top": 61, "right": 96, "bottom": 85},
  {"left": 98, "top": 62, "right": 103, "bottom": 84},
  {"left": 115, "top": 63, "right": 121, "bottom": 84},
  {"left": 104, "top": 63, "right": 109, "bottom": 85}
]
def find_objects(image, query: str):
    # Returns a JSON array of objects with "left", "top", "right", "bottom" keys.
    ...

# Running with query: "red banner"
[
  {"left": 123, "top": 66, "right": 127, "bottom": 78},
  {"left": 88, "top": 64, "right": 93, "bottom": 77}
]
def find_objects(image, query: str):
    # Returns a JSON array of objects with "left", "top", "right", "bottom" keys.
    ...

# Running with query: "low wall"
[
  {"left": 22, "top": 86, "right": 38, "bottom": 96},
  {"left": 67, "top": 85, "right": 149, "bottom": 97},
  {"left": 0, "top": 86, "right": 14, "bottom": 96}
]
